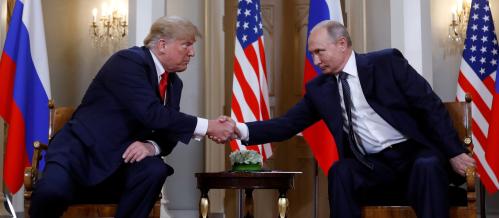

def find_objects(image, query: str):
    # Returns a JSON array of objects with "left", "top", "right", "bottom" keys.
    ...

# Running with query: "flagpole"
[
  {"left": 313, "top": 160, "right": 318, "bottom": 218},
  {"left": 0, "top": 123, "right": 13, "bottom": 216},
  {"left": 480, "top": 182, "right": 486, "bottom": 218},
  {"left": 1, "top": 3, "right": 7, "bottom": 214}
]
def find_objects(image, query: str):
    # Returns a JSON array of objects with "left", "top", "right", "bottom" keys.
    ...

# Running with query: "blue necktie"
[{"left": 339, "top": 71, "right": 373, "bottom": 170}]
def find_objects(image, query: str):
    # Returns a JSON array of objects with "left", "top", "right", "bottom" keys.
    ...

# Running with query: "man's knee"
[
  {"left": 31, "top": 179, "right": 73, "bottom": 205},
  {"left": 328, "top": 159, "right": 356, "bottom": 182},
  {"left": 412, "top": 155, "right": 445, "bottom": 176},
  {"left": 138, "top": 157, "right": 171, "bottom": 182},
  {"left": 31, "top": 164, "right": 74, "bottom": 204}
]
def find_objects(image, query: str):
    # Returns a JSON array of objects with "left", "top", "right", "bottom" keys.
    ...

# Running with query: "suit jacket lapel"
[
  {"left": 166, "top": 73, "right": 181, "bottom": 110},
  {"left": 356, "top": 52, "right": 399, "bottom": 130},
  {"left": 316, "top": 74, "right": 346, "bottom": 157},
  {"left": 318, "top": 75, "right": 343, "bottom": 127},
  {"left": 141, "top": 46, "right": 161, "bottom": 99},
  {"left": 319, "top": 75, "right": 339, "bottom": 108},
  {"left": 355, "top": 53, "right": 374, "bottom": 99}
]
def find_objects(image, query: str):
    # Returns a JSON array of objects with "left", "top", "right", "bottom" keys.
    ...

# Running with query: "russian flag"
[
  {"left": 302, "top": 0, "right": 343, "bottom": 175},
  {"left": 485, "top": 70, "right": 499, "bottom": 193},
  {"left": 0, "top": 0, "right": 51, "bottom": 194}
]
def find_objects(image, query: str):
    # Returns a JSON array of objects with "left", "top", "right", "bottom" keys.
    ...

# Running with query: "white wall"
[
  {"left": 365, "top": 0, "right": 391, "bottom": 52},
  {"left": 163, "top": 0, "right": 205, "bottom": 213},
  {"left": 43, "top": 0, "right": 128, "bottom": 107},
  {"left": 430, "top": 0, "right": 462, "bottom": 102},
  {"left": 128, "top": 0, "right": 166, "bottom": 47}
]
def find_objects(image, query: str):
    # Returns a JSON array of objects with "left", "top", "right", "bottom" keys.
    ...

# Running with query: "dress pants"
[
  {"left": 328, "top": 139, "right": 449, "bottom": 218},
  {"left": 29, "top": 156, "right": 170, "bottom": 218}
]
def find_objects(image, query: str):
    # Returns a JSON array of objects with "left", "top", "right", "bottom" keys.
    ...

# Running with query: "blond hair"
[{"left": 143, "top": 16, "right": 201, "bottom": 48}]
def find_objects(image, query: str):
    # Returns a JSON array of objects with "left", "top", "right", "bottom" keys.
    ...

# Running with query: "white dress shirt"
[
  {"left": 147, "top": 50, "right": 208, "bottom": 155},
  {"left": 237, "top": 51, "right": 407, "bottom": 154},
  {"left": 337, "top": 51, "right": 406, "bottom": 154}
]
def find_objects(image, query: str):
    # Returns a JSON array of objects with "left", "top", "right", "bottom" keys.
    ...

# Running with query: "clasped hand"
[
  {"left": 449, "top": 153, "right": 476, "bottom": 177},
  {"left": 206, "top": 116, "right": 240, "bottom": 144}
]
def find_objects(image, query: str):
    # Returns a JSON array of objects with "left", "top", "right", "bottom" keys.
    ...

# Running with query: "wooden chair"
[
  {"left": 361, "top": 95, "right": 476, "bottom": 218},
  {"left": 23, "top": 101, "right": 161, "bottom": 218}
]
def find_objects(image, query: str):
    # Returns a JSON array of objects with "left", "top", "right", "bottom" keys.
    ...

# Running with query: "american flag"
[
  {"left": 456, "top": 0, "right": 499, "bottom": 193},
  {"left": 230, "top": 0, "right": 272, "bottom": 159}
]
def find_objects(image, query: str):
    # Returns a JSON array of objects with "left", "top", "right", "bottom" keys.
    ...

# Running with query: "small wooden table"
[{"left": 195, "top": 171, "right": 301, "bottom": 218}]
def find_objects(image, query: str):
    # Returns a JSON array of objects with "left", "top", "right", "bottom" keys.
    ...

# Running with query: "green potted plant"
[{"left": 229, "top": 150, "right": 263, "bottom": 172}]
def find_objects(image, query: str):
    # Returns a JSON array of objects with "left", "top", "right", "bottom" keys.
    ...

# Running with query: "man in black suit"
[
  {"left": 220, "top": 21, "right": 476, "bottom": 218},
  {"left": 30, "top": 16, "right": 235, "bottom": 218}
]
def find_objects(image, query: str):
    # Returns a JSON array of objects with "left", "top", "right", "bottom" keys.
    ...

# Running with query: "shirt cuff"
[
  {"left": 236, "top": 122, "right": 249, "bottom": 141},
  {"left": 193, "top": 117, "right": 208, "bottom": 141},
  {"left": 146, "top": 140, "right": 161, "bottom": 155}
]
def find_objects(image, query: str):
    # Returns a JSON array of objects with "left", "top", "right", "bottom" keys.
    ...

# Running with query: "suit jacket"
[
  {"left": 246, "top": 48, "right": 467, "bottom": 162},
  {"left": 46, "top": 46, "right": 197, "bottom": 185}
]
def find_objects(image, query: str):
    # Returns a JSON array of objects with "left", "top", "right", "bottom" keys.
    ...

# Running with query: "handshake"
[{"left": 206, "top": 116, "right": 241, "bottom": 144}]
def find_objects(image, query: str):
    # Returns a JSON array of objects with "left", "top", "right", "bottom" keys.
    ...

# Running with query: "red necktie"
[{"left": 158, "top": 72, "right": 168, "bottom": 101}]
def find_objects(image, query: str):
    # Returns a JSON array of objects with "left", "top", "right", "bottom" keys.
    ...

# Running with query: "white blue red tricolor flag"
[
  {"left": 302, "top": 0, "right": 343, "bottom": 175},
  {"left": 230, "top": 0, "right": 272, "bottom": 159},
  {"left": 456, "top": 0, "right": 499, "bottom": 193},
  {"left": 0, "top": 0, "right": 51, "bottom": 194}
]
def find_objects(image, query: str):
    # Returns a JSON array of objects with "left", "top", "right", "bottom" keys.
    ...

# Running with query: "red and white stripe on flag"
[
  {"left": 456, "top": 0, "right": 499, "bottom": 193},
  {"left": 229, "top": 0, "right": 272, "bottom": 159}
]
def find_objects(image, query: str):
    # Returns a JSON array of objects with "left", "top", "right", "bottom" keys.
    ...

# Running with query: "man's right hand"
[
  {"left": 207, "top": 115, "right": 236, "bottom": 143},
  {"left": 122, "top": 141, "right": 156, "bottom": 163},
  {"left": 450, "top": 153, "right": 476, "bottom": 177}
]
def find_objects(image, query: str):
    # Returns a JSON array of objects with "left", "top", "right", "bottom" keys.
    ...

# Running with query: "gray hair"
[
  {"left": 312, "top": 20, "right": 352, "bottom": 47},
  {"left": 143, "top": 16, "right": 201, "bottom": 48}
]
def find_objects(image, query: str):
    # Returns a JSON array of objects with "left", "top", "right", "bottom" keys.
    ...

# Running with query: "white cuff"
[
  {"left": 193, "top": 117, "right": 208, "bottom": 141},
  {"left": 146, "top": 140, "right": 161, "bottom": 155},
  {"left": 236, "top": 122, "right": 249, "bottom": 141}
]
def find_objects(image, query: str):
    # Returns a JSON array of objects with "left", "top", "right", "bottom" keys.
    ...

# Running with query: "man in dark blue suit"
[
  {"left": 228, "top": 21, "right": 476, "bottom": 217},
  {"left": 29, "top": 16, "right": 235, "bottom": 218}
]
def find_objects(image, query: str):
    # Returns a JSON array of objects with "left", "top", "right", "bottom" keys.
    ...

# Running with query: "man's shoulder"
[
  {"left": 114, "top": 46, "right": 149, "bottom": 59},
  {"left": 361, "top": 48, "right": 404, "bottom": 61},
  {"left": 104, "top": 46, "right": 153, "bottom": 68}
]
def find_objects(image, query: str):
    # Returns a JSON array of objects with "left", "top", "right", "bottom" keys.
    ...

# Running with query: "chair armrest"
[
  {"left": 465, "top": 166, "right": 476, "bottom": 207},
  {"left": 31, "top": 141, "right": 48, "bottom": 171},
  {"left": 24, "top": 167, "right": 33, "bottom": 189},
  {"left": 24, "top": 141, "right": 49, "bottom": 198},
  {"left": 24, "top": 167, "right": 35, "bottom": 199}
]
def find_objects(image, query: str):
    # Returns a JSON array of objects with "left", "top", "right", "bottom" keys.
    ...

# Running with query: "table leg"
[
  {"left": 199, "top": 189, "right": 209, "bottom": 218},
  {"left": 238, "top": 189, "right": 243, "bottom": 218},
  {"left": 278, "top": 191, "right": 289, "bottom": 218},
  {"left": 244, "top": 188, "right": 254, "bottom": 218}
]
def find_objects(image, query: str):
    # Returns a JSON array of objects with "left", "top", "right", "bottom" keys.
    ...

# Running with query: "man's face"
[
  {"left": 158, "top": 36, "right": 196, "bottom": 72},
  {"left": 307, "top": 28, "right": 346, "bottom": 75}
]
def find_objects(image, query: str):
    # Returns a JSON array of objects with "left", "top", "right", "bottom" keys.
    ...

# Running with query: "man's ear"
[
  {"left": 158, "top": 39, "right": 168, "bottom": 51},
  {"left": 338, "top": 37, "right": 347, "bottom": 50}
]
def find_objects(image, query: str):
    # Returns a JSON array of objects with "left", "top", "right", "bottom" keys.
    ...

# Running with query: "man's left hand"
[
  {"left": 449, "top": 153, "right": 476, "bottom": 176},
  {"left": 122, "top": 141, "right": 156, "bottom": 163}
]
